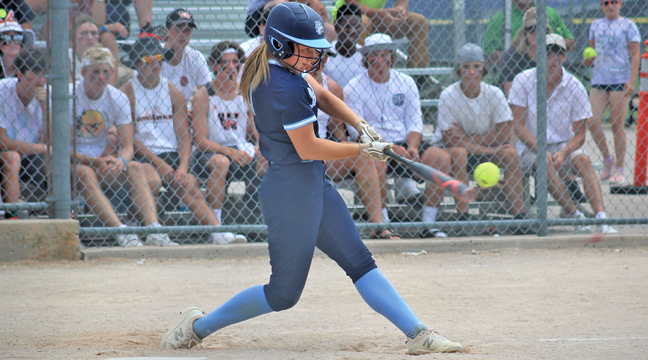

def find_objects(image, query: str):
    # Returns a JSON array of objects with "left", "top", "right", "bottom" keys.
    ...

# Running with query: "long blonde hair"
[{"left": 240, "top": 42, "right": 272, "bottom": 106}]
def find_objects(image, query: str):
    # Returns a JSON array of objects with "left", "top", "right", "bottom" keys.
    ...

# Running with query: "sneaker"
[
  {"left": 406, "top": 329, "right": 463, "bottom": 354},
  {"left": 160, "top": 306, "right": 205, "bottom": 350},
  {"left": 210, "top": 232, "right": 247, "bottom": 245},
  {"left": 146, "top": 233, "right": 179, "bottom": 246},
  {"left": 599, "top": 156, "right": 614, "bottom": 181},
  {"left": 116, "top": 233, "right": 144, "bottom": 247},
  {"left": 419, "top": 228, "right": 448, "bottom": 238},
  {"left": 601, "top": 224, "right": 618, "bottom": 234},
  {"left": 608, "top": 168, "right": 626, "bottom": 185},
  {"left": 394, "top": 178, "right": 422, "bottom": 203},
  {"left": 570, "top": 211, "right": 591, "bottom": 233}
]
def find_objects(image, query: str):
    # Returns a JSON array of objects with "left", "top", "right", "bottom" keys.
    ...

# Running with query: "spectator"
[
  {"left": 510, "top": 34, "right": 617, "bottom": 234},
  {"left": 0, "top": 10, "right": 34, "bottom": 79},
  {"left": 0, "top": 48, "right": 47, "bottom": 219},
  {"left": 162, "top": 8, "right": 211, "bottom": 103},
  {"left": 104, "top": 0, "right": 160, "bottom": 40},
  {"left": 332, "top": 0, "right": 429, "bottom": 68},
  {"left": 246, "top": 0, "right": 334, "bottom": 41},
  {"left": 435, "top": 43, "right": 529, "bottom": 232},
  {"left": 69, "top": 15, "right": 134, "bottom": 87},
  {"left": 313, "top": 48, "right": 399, "bottom": 238},
  {"left": 120, "top": 37, "right": 246, "bottom": 245},
  {"left": 324, "top": 3, "right": 363, "bottom": 89},
  {"left": 345, "top": 34, "right": 465, "bottom": 238},
  {"left": 71, "top": 46, "right": 169, "bottom": 247},
  {"left": 1, "top": 0, "right": 35, "bottom": 30},
  {"left": 497, "top": 7, "right": 552, "bottom": 96},
  {"left": 191, "top": 41, "right": 266, "bottom": 225},
  {"left": 583, "top": 0, "right": 641, "bottom": 185},
  {"left": 240, "top": 1, "right": 284, "bottom": 59},
  {"left": 483, "top": 0, "right": 575, "bottom": 69}
]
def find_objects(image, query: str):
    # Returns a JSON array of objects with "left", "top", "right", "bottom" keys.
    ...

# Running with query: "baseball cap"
[
  {"left": 546, "top": 34, "right": 566, "bottom": 52},
  {"left": 359, "top": 33, "right": 400, "bottom": 55},
  {"left": 166, "top": 8, "right": 197, "bottom": 29},
  {"left": 456, "top": 43, "right": 484, "bottom": 65}
]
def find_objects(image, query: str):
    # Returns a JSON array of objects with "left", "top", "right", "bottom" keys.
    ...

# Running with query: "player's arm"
[
  {"left": 511, "top": 104, "right": 537, "bottom": 152},
  {"left": 583, "top": 39, "right": 596, "bottom": 67},
  {"left": 560, "top": 119, "right": 586, "bottom": 157},
  {"left": 287, "top": 123, "right": 365, "bottom": 161},
  {"left": 0, "top": 128, "right": 49, "bottom": 155},
  {"left": 627, "top": 41, "right": 641, "bottom": 94},
  {"left": 169, "top": 83, "right": 191, "bottom": 172},
  {"left": 191, "top": 86, "right": 219, "bottom": 153},
  {"left": 468, "top": 121, "right": 512, "bottom": 148}
]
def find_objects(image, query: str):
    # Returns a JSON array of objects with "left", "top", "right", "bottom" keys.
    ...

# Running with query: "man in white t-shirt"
[
  {"left": 510, "top": 34, "right": 617, "bottom": 234},
  {"left": 324, "top": 3, "right": 363, "bottom": 89},
  {"left": 0, "top": 48, "right": 48, "bottom": 219},
  {"left": 71, "top": 47, "right": 170, "bottom": 247},
  {"left": 162, "top": 8, "right": 211, "bottom": 102},
  {"left": 345, "top": 34, "right": 462, "bottom": 238},
  {"left": 436, "top": 43, "right": 528, "bottom": 232}
]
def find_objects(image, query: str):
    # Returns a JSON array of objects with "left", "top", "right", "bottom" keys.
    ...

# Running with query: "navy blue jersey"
[{"left": 250, "top": 59, "right": 320, "bottom": 164}]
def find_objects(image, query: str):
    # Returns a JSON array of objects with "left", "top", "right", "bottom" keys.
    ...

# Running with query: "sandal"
[{"left": 370, "top": 228, "right": 402, "bottom": 240}]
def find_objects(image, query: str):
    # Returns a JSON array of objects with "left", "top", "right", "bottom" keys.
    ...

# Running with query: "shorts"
[
  {"left": 591, "top": 83, "right": 625, "bottom": 92},
  {"left": 0, "top": 153, "right": 47, "bottom": 189},
  {"left": 135, "top": 151, "right": 180, "bottom": 170},
  {"left": 387, "top": 140, "right": 434, "bottom": 177},
  {"left": 519, "top": 142, "right": 587, "bottom": 176},
  {"left": 191, "top": 150, "right": 258, "bottom": 185}
]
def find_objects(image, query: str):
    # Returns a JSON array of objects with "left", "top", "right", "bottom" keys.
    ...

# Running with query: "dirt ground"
[{"left": 2, "top": 246, "right": 647, "bottom": 360}]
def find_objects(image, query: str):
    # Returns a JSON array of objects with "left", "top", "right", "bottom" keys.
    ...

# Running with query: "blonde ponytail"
[{"left": 241, "top": 42, "right": 272, "bottom": 106}]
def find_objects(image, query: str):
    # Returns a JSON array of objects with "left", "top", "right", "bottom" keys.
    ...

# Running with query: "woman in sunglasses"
[
  {"left": 583, "top": 0, "right": 641, "bottom": 185},
  {"left": 0, "top": 10, "right": 34, "bottom": 79}
]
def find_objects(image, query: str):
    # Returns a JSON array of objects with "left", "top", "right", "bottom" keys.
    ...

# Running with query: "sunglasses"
[
  {"left": 601, "top": 0, "right": 618, "bottom": 6},
  {"left": 140, "top": 54, "right": 163, "bottom": 63},
  {"left": 0, "top": 33, "right": 24, "bottom": 45}
]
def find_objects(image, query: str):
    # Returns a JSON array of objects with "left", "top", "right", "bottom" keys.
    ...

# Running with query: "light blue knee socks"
[
  {"left": 193, "top": 285, "right": 273, "bottom": 339},
  {"left": 354, "top": 268, "right": 426, "bottom": 339}
]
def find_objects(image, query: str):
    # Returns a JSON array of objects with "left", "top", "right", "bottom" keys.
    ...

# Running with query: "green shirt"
[
  {"left": 482, "top": 6, "right": 573, "bottom": 54},
  {"left": 332, "top": 0, "right": 386, "bottom": 21}
]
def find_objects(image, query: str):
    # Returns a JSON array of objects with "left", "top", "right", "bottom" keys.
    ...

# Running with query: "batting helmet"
[{"left": 263, "top": 3, "right": 331, "bottom": 60}]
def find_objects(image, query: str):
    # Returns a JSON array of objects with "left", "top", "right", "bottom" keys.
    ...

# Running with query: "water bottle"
[{"left": 75, "top": 195, "right": 86, "bottom": 214}]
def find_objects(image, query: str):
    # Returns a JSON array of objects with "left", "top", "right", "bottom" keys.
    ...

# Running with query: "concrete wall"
[{"left": 0, "top": 220, "right": 80, "bottom": 262}]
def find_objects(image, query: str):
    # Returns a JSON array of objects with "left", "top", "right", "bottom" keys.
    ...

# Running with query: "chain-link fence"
[{"left": 1, "top": 0, "right": 647, "bottom": 246}]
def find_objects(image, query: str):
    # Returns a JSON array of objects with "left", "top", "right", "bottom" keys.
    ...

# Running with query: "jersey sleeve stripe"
[{"left": 283, "top": 115, "right": 317, "bottom": 131}]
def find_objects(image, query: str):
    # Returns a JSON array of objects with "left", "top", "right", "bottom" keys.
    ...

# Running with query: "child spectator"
[{"left": 583, "top": 0, "right": 641, "bottom": 185}]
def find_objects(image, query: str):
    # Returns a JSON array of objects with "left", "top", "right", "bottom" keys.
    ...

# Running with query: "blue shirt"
[{"left": 251, "top": 59, "right": 320, "bottom": 164}]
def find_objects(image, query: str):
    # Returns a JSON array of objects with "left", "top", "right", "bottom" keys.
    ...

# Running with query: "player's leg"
[
  {"left": 76, "top": 164, "right": 123, "bottom": 227},
  {"left": 569, "top": 153, "right": 604, "bottom": 214},
  {"left": 420, "top": 146, "right": 451, "bottom": 237},
  {"left": 491, "top": 146, "right": 526, "bottom": 216},
  {"left": 204, "top": 152, "right": 230, "bottom": 224},
  {"left": 608, "top": 89, "right": 631, "bottom": 182},
  {"left": 0, "top": 151, "right": 22, "bottom": 208},
  {"left": 122, "top": 161, "right": 159, "bottom": 226},
  {"left": 587, "top": 88, "right": 613, "bottom": 179}
]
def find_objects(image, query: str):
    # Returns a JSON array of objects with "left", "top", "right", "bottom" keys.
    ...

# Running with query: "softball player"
[{"left": 160, "top": 3, "right": 463, "bottom": 354}]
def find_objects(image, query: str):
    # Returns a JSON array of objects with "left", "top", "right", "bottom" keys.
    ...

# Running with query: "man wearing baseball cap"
[
  {"left": 162, "top": 8, "right": 211, "bottom": 102},
  {"left": 510, "top": 34, "right": 617, "bottom": 234},
  {"left": 434, "top": 43, "right": 528, "bottom": 233}
]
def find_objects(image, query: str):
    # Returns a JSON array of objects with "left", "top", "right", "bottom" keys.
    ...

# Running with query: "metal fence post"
[
  {"left": 49, "top": 0, "right": 72, "bottom": 219},
  {"left": 453, "top": 0, "right": 466, "bottom": 57},
  {"left": 535, "top": 1, "right": 548, "bottom": 237}
]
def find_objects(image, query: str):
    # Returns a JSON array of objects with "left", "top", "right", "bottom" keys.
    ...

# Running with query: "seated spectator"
[
  {"left": 483, "top": 0, "right": 574, "bottom": 69},
  {"left": 0, "top": 48, "right": 47, "bottom": 219},
  {"left": 312, "top": 48, "right": 398, "bottom": 238},
  {"left": 1, "top": 0, "right": 35, "bottom": 30},
  {"left": 332, "top": 0, "right": 429, "bottom": 68},
  {"left": 246, "top": 0, "right": 334, "bottom": 41},
  {"left": 435, "top": 43, "right": 529, "bottom": 233},
  {"left": 104, "top": 0, "right": 161, "bottom": 40},
  {"left": 240, "top": 0, "right": 284, "bottom": 58},
  {"left": 345, "top": 34, "right": 467, "bottom": 238},
  {"left": 162, "top": 8, "right": 211, "bottom": 103},
  {"left": 69, "top": 15, "right": 134, "bottom": 87},
  {"left": 583, "top": 0, "right": 641, "bottom": 185},
  {"left": 1, "top": 10, "right": 34, "bottom": 79},
  {"left": 510, "top": 35, "right": 617, "bottom": 234},
  {"left": 192, "top": 41, "right": 267, "bottom": 224},
  {"left": 120, "top": 37, "right": 246, "bottom": 244},
  {"left": 324, "top": 3, "right": 363, "bottom": 89},
  {"left": 71, "top": 46, "right": 172, "bottom": 247}
]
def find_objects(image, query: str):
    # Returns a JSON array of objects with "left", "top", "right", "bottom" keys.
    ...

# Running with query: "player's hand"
[
  {"left": 360, "top": 141, "right": 394, "bottom": 162},
  {"left": 354, "top": 120, "right": 383, "bottom": 143},
  {"left": 624, "top": 80, "right": 635, "bottom": 97},
  {"left": 158, "top": 161, "right": 176, "bottom": 184},
  {"left": 229, "top": 148, "right": 254, "bottom": 167},
  {"left": 551, "top": 151, "right": 565, "bottom": 171},
  {"left": 173, "top": 166, "right": 189, "bottom": 188},
  {"left": 406, "top": 147, "right": 420, "bottom": 162},
  {"left": 106, "top": 23, "right": 129, "bottom": 38},
  {"left": 545, "top": 151, "right": 554, "bottom": 169},
  {"left": 35, "top": 87, "right": 48, "bottom": 105},
  {"left": 392, "top": 144, "right": 412, "bottom": 160}
]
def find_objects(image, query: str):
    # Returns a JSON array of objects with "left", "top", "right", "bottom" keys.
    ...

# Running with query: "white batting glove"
[
  {"left": 354, "top": 120, "right": 383, "bottom": 143},
  {"left": 359, "top": 141, "right": 393, "bottom": 162}
]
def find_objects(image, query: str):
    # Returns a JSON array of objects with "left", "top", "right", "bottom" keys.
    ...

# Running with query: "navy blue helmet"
[{"left": 264, "top": 3, "right": 331, "bottom": 62}]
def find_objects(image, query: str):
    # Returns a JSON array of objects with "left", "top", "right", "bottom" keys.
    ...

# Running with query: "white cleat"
[
  {"left": 601, "top": 225, "right": 619, "bottom": 234},
  {"left": 116, "top": 234, "right": 144, "bottom": 247},
  {"left": 146, "top": 233, "right": 179, "bottom": 246},
  {"left": 210, "top": 232, "right": 247, "bottom": 245},
  {"left": 570, "top": 211, "right": 592, "bottom": 233},
  {"left": 160, "top": 306, "right": 205, "bottom": 349},
  {"left": 406, "top": 329, "right": 464, "bottom": 354}
]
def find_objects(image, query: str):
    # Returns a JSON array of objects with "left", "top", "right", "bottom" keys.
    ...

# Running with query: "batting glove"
[
  {"left": 354, "top": 120, "right": 383, "bottom": 143},
  {"left": 359, "top": 141, "right": 394, "bottom": 162}
]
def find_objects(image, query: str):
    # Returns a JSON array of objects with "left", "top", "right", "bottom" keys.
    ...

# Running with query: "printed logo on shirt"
[
  {"left": 137, "top": 108, "right": 173, "bottom": 122},
  {"left": 306, "top": 84, "right": 316, "bottom": 108},
  {"left": 218, "top": 111, "right": 240, "bottom": 130},
  {"left": 76, "top": 110, "right": 106, "bottom": 138},
  {"left": 180, "top": 76, "right": 189, "bottom": 87},
  {"left": 393, "top": 94, "right": 405, "bottom": 106}
]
